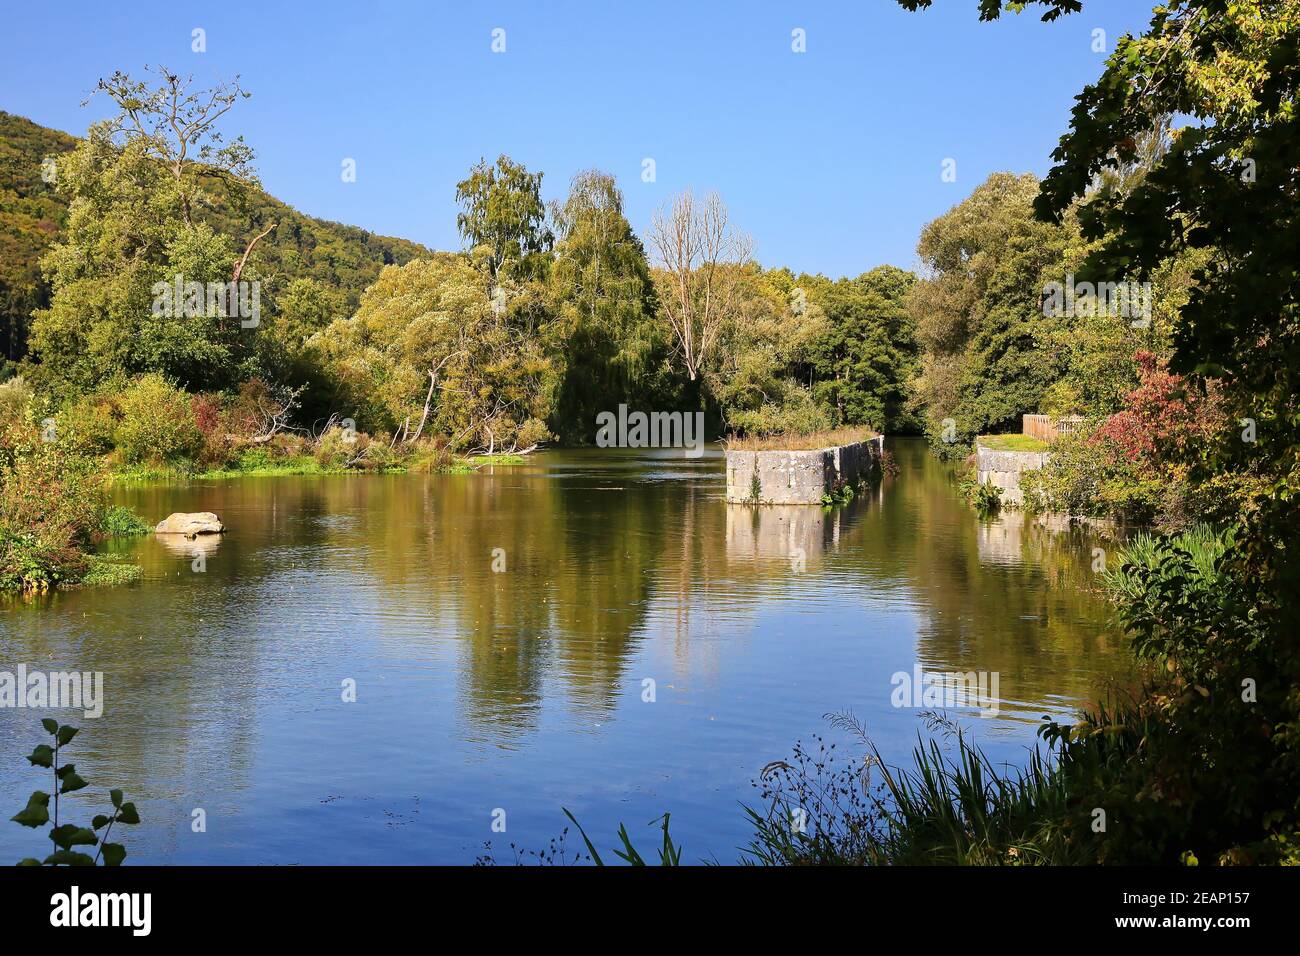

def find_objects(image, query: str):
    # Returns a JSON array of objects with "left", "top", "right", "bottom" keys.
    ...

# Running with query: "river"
[{"left": 0, "top": 438, "right": 1131, "bottom": 864}]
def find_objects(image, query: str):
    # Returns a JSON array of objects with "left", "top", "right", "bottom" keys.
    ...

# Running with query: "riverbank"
[{"left": 108, "top": 452, "right": 528, "bottom": 483}]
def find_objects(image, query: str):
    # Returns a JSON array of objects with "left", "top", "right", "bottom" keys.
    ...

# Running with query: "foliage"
[
  {"left": 97, "top": 505, "right": 150, "bottom": 537},
  {"left": 909, "top": 172, "right": 1072, "bottom": 448},
  {"left": 0, "top": 418, "right": 105, "bottom": 591},
  {"left": 11, "top": 721, "right": 139, "bottom": 866},
  {"left": 29, "top": 96, "right": 247, "bottom": 391},
  {"left": 0, "top": 112, "right": 76, "bottom": 364},
  {"left": 0, "top": 105, "right": 427, "bottom": 390},
  {"left": 113, "top": 374, "right": 204, "bottom": 465},
  {"left": 546, "top": 171, "right": 664, "bottom": 442},
  {"left": 726, "top": 386, "right": 830, "bottom": 437},
  {"left": 967, "top": 478, "right": 1004, "bottom": 517},
  {"left": 456, "top": 154, "right": 552, "bottom": 283},
  {"left": 704, "top": 264, "right": 829, "bottom": 435},
  {"left": 807, "top": 265, "right": 920, "bottom": 433},
  {"left": 77, "top": 557, "right": 144, "bottom": 587},
  {"left": 1022, "top": 0, "right": 1300, "bottom": 830},
  {"left": 1022, "top": 352, "right": 1225, "bottom": 525},
  {"left": 312, "top": 424, "right": 371, "bottom": 470},
  {"left": 1021, "top": 430, "right": 1162, "bottom": 523},
  {"left": 0, "top": 374, "right": 34, "bottom": 427},
  {"left": 315, "top": 253, "right": 557, "bottom": 453},
  {"left": 1045, "top": 525, "right": 1297, "bottom": 864}
]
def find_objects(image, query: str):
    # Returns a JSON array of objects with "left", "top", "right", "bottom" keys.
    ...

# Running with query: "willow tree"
[
  {"left": 546, "top": 170, "right": 661, "bottom": 442},
  {"left": 314, "top": 254, "right": 555, "bottom": 452}
]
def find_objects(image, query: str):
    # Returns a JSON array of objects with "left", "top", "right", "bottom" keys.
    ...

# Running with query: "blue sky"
[{"left": 0, "top": 0, "right": 1153, "bottom": 278}]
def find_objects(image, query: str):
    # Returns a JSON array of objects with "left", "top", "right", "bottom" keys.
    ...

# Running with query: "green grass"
[
  {"left": 110, "top": 453, "right": 527, "bottom": 483},
  {"left": 74, "top": 557, "right": 143, "bottom": 588},
  {"left": 98, "top": 505, "right": 152, "bottom": 536},
  {"left": 976, "top": 433, "right": 1049, "bottom": 452},
  {"left": 726, "top": 426, "right": 878, "bottom": 452},
  {"left": 461, "top": 453, "right": 526, "bottom": 467}
]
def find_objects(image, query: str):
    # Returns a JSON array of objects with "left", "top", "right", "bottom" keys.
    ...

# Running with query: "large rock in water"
[{"left": 155, "top": 512, "right": 225, "bottom": 537}]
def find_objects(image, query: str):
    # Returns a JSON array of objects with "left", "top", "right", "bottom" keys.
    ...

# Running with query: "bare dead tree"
[
  {"left": 233, "top": 220, "right": 277, "bottom": 284},
  {"left": 408, "top": 350, "right": 466, "bottom": 446},
  {"left": 647, "top": 190, "right": 752, "bottom": 381},
  {"left": 248, "top": 384, "right": 306, "bottom": 444}
]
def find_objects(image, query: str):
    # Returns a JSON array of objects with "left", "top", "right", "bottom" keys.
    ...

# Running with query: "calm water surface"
[{"left": 0, "top": 439, "right": 1130, "bottom": 863}]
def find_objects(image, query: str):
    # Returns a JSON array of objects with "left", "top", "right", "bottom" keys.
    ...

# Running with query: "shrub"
[
  {"left": 56, "top": 393, "right": 121, "bottom": 458},
  {"left": 514, "top": 417, "right": 551, "bottom": 451},
  {"left": 0, "top": 421, "right": 105, "bottom": 591},
  {"left": 967, "top": 479, "right": 1003, "bottom": 516},
  {"left": 191, "top": 391, "right": 235, "bottom": 467},
  {"left": 113, "top": 375, "right": 203, "bottom": 466},
  {"left": 313, "top": 424, "right": 370, "bottom": 469},
  {"left": 1046, "top": 525, "right": 1300, "bottom": 864},
  {"left": 1020, "top": 430, "right": 1162, "bottom": 523},
  {"left": 407, "top": 441, "right": 455, "bottom": 474},
  {"left": 727, "top": 386, "right": 831, "bottom": 437},
  {"left": 0, "top": 375, "right": 34, "bottom": 429}
]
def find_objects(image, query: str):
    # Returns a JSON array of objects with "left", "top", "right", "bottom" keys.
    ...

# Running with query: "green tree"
[
  {"left": 28, "top": 69, "right": 262, "bottom": 392},
  {"left": 546, "top": 170, "right": 661, "bottom": 442},
  {"left": 455, "top": 155, "right": 553, "bottom": 284},
  {"left": 907, "top": 172, "right": 1071, "bottom": 446},
  {"left": 808, "top": 266, "right": 918, "bottom": 432},
  {"left": 900, "top": 0, "right": 1300, "bottom": 864},
  {"left": 315, "top": 254, "right": 556, "bottom": 452},
  {"left": 706, "top": 265, "right": 829, "bottom": 436}
]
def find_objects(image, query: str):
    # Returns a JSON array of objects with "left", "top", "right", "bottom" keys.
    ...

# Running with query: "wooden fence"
[{"left": 1023, "top": 414, "right": 1084, "bottom": 444}]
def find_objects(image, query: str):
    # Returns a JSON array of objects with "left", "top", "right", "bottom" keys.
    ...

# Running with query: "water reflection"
[{"left": 0, "top": 440, "right": 1131, "bottom": 863}]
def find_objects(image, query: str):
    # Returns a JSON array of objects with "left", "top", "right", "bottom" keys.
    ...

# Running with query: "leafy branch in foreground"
[{"left": 11, "top": 720, "right": 139, "bottom": 866}]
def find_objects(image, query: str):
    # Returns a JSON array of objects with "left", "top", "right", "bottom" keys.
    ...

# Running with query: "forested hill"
[{"left": 0, "top": 109, "right": 433, "bottom": 363}]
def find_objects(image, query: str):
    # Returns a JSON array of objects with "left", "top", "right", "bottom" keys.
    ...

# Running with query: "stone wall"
[
  {"left": 725, "top": 436, "right": 882, "bottom": 505},
  {"left": 974, "top": 443, "right": 1051, "bottom": 506}
]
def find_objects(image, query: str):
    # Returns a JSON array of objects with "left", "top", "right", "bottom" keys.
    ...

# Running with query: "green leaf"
[
  {"left": 56, "top": 725, "right": 78, "bottom": 746},
  {"left": 41, "top": 718, "right": 58, "bottom": 735},
  {"left": 100, "top": 843, "right": 127, "bottom": 867},
  {"left": 43, "top": 850, "right": 95, "bottom": 867},
  {"left": 115, "top": 803, "right": 140, "bottom": 825},
  {"left": 49, "top": 824, "right": 97, "bottom": 849},
  {"left": 91, "top": 814, "right": 111, "bottom": 831},
  {"left": 16, "top": 858, "right": 42, "bottom": 867},
  {"left": 59, "top": 772, "right": 88, "bottom": 794},
  {"left": 561, "top": 808, "right": 604, "bottom": 866},
  {"left": 27, "top": 745, "right": 54, "bottom": 768},
  {"left": 110, "top": 789, "right": 123, "bottom": 809},
  {"left": 11, "top": 792, "right": 50, "bottom": 828}
]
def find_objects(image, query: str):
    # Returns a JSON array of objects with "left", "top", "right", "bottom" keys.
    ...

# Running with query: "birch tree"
[{"left": 647, "top": 190, "right": 752, "bottom": 382}]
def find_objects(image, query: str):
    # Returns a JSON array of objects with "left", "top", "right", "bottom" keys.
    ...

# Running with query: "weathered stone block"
[
  {"left": 725, "top": 437, "right": 882, "bottom": 504},
  {"left": 974, "top": 445, "right": 1051, "bottom": 506}
]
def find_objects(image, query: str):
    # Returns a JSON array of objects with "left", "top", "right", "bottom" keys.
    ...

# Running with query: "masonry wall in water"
[
  {"left": 725, "top": 437, "right": 883, "bottom": 505},
  {"left": 974, "top": 444, "right": 1051, "bottom": 506}
]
